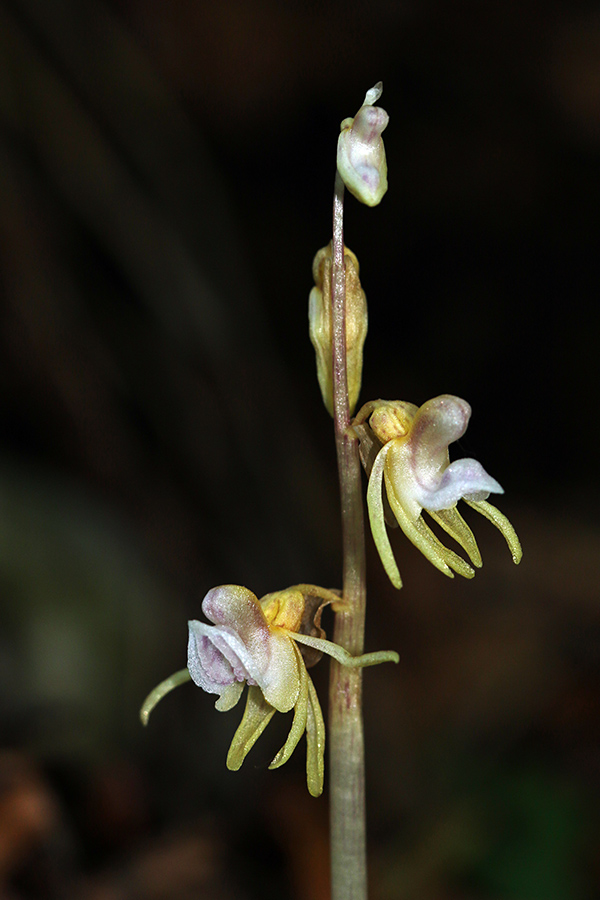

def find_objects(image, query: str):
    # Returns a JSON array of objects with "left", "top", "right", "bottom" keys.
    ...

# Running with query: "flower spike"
[
  {"left": 141, "top": 584, "right": 398, "bottom": 797},
  {"left": 356, "top": 395, "right": 523, "bottom": 589}
]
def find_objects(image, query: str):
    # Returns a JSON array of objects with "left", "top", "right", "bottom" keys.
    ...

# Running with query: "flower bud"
[
  {"left": 309, "top": 242, "right": 368, "bottom": 416},
  {"left": 337, "top": 82, "right": 389, "bottom": 206}
]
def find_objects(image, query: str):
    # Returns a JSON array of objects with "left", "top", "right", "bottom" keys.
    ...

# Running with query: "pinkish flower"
[
  {"left": 142, "top": 584, "right": 398, "bottom": 796},
  {"left": 356, "top": 395, "right": 522, "bottom": 589},
  {"left": 337, "top": 83, "right": 389, "bottom": 206}
]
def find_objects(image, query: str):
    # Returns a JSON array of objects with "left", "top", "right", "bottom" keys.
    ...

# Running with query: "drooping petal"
[
  {"left": 194, "top": 586, "right": 303, "bottom": 713},
  {"left": 140, "top": 668, "right": 191, "bottom": 726},
  {"left": 187, "top": 623, "right": 235, "bottom": 691},
  {"left": 417, "top": 516, "right": 476, "bottom": 578},
  {"left": 427, "top": 508, "right": 483, "bottom": 567},
  {"left": 418, "top": 458, "right": 503, "bottom": 512},
  {"left": 269, "top": 644, "right": 309, "bottom": 770},
  {"left": 306, "top": 675, "right": 326, "bottom": 797},
  {"left": 226, "top": 685, "right": 276, "bottom": 772},
  {"left": 465, "top": 499, "right": 523, "bottom": 564},
  {"left": 384, "top": 466, "right": 455, "bottom": 577},
  {"left": 367, "top": 442, "right": 402, "bottom": 589}
]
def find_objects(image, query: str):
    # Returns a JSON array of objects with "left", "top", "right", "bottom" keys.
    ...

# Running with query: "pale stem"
[{"left": 328, "top": 169, "right": 368, "bottom": 900}]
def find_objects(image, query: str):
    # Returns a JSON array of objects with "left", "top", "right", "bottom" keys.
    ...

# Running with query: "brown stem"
[{"left": 328, "top": 170, "right": 368, "bottom": 900}]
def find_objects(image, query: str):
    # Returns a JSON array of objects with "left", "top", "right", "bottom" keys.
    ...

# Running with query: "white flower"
[
  {"left": 142, "top": 584, "right": 398, "bottom": 796},
  {"left": 357, "top": 395, "right": 523, "bottom": 589},
  {"left": 337, "top": 82, "right": 389, "bottom": 206}
]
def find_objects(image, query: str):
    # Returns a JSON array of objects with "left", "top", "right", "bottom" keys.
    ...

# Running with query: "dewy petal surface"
[
  {"left": 215, "top": 681, "right": 245, "bottom": 712},
  {"left": 226, "top": 686, "right": 276, "bottom": 772},
  {"left": 187, "top": 621, "right": 248, "bottom": 694},
  {"left": 203, "top": 585, "right": 272, "bottom": 644},
  {"left": 418, "top": 458, "right": 503, "bottom": 512},
  {"left": 200, "top": 584, "right": 286, "bottom": 692},
  {"left": 198, "top": 586, "right": 302, "bottom": 713},
  {"left": 409, "top": 395, "right": 471, "bottom": 489},
  {"left": 257, "top": 629, "right": 301, "bottom": 713}
]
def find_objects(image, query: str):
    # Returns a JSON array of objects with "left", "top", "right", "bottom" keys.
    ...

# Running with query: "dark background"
[{"left": 0, "top": 1, "right": 598, "bottom": 897}]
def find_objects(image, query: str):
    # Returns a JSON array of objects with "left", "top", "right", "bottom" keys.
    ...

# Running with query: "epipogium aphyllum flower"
[
  {"left": 337, "top": 82, "right": 389, "bottom": 207},
  {"left": 140, "top": 584, "right": 398, "bottom": 796},
  {"left": 354, "top": 394, "right": 523, "bottom": 590}
]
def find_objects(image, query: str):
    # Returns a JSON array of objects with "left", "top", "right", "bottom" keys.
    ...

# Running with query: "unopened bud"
[
  {"left": 337, "top": 82, "right": 389, "bottom": 206},
  {"left": 309, "top": 242, "right": 368, "bottom": 416}
]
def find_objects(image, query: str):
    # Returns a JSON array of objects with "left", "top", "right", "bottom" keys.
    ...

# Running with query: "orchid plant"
[{"left": 141, "top": 83, "right": 521, "bottom": 900}]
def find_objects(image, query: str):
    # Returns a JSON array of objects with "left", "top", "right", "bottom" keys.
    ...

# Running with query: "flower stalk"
[
  {"left": 138, "top": 80, "right": 523, "bottom": 900},
  {"left": 328, "top": 169, "right": 369, "bottom": 900}
]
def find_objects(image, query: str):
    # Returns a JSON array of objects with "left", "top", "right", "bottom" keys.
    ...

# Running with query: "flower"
[
  {"left": 355, "top": 395, "right": 523, "bottom": 589},
  {"left": 337, "top": 82, "right": 389, "bottom": 206},
  {"left": 141, "top": 584, "right": 398, "bottom": 797}
]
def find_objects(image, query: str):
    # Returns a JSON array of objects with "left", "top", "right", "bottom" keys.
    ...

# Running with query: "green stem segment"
[{"left": 328, "top": 170, "right": 368, "bottom": 900}]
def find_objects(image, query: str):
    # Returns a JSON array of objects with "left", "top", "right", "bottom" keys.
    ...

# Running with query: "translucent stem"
[{"left": 328, "top": 169, "right": 368, "bottom": 900}]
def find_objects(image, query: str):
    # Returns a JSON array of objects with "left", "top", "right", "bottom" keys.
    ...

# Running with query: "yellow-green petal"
[
  {"left": 226, "top": 686, "right": 276, "bottom": 771},
  {"left": 416, "top": 515, "right": 475, "bottom": 578},
  {"left": 306, "top": 675, "right": 326, "bottom": 797},
  {"left": 139, "top": 668, "right": 191, "bottom": 726},
  {"left": 367, "top": 442, "right": 402, "bottom": 589},
  {"left": 215, "top": 680, "right": 245, "bottom": 712},
  {"left": 384, "top": 474, "right": 455, "bottom": 578},
  {"left": 427, "top": 507, "right": 483, "bottom": 567},
  {"left": 466, "top": 499, "right": 523, "bottom": 564},
  {"left": 260, "top": 630, "right": 301, "bottom": 713},
  {"left": 269, "top": 644, "right": 309, "bottom": 770}
]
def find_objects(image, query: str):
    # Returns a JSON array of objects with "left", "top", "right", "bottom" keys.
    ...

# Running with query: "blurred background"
[{"left": 0, "top": 0, "right": 599, "bottom": 897}]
